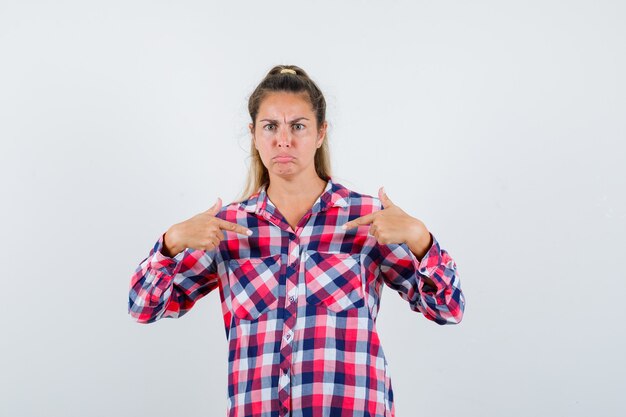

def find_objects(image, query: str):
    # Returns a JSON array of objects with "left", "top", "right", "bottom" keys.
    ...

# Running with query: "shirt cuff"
[{"left": 410, "top": 232, "right": 443, "bottom": 277}]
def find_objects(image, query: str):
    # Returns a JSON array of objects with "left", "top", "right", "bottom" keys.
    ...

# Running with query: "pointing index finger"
[
  {"left": 341, "top": 213, "right": 375, "bottom": 230},
  {"left": 217, "top": 218, "right": 253, "bottom": 236}
]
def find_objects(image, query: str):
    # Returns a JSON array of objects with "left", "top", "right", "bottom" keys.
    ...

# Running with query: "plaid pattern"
[{"left": 128, "top": 177, "right": 465, "bottom": 417}]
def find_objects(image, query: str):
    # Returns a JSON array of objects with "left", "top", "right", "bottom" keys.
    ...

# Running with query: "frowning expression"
[{"left": 250, "top": 91, "right": 327, "bottom": 180}]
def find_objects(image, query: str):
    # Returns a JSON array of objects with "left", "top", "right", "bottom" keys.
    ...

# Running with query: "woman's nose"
[{"left": 277, "top": 126, "right": 291, "bottom": 147}]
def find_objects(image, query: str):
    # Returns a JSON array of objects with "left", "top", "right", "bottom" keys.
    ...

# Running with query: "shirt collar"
[{"left": 239, "top": 176, "right": 350, "bottom": 216}]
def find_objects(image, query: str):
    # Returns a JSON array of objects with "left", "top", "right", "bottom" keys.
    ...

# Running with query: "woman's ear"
[
  {"left": 317, "top": 121, "right": 328, "bottom": 147},
  {"left": 249, "top": 123, "right": 257, "bottom": 149}
]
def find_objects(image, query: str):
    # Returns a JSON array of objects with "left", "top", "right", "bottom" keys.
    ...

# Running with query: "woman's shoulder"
[
  {"left": 214, "top": 200, "right": 253, "bottom": 221},
  {"left": 332, "top": 180, "right": 383, "bottom": 213}
]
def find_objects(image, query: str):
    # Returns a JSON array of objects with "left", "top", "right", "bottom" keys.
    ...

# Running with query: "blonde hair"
[{"left": 234, "top": 65, "right": 332, "bottom": 202}]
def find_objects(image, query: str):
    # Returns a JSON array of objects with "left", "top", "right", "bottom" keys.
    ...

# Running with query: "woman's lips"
[{"left": 274, "top": 156, "right": 295, "bottom": 162}]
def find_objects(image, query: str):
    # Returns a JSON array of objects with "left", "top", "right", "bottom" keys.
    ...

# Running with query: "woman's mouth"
[{"left": 274, "top": 156, "right": 295, "bottom": 163}]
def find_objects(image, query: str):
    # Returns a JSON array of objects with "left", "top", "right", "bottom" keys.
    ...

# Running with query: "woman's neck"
[{"left": 266, "top": 173, "right": 328, "bottom": 208}]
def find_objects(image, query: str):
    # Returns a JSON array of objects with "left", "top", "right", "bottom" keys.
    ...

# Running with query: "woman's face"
[{"left": 250, "top": 91, "right": 327, "bottom": 181}]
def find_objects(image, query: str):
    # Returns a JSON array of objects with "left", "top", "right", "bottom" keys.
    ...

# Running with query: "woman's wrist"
[
  {"left": 407, "top": 227, "right": 432, "bottom": 261},
  {"left": 163, "top": 225, "right": 184, "bottom": 257}
]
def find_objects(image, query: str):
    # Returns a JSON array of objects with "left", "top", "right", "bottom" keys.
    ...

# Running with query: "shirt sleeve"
[
  {"left": 127, "top": 232, "right": 220, "bottom": 324},
  {"left": 378, "top": 232, "right": 465, "bottom": 325}
]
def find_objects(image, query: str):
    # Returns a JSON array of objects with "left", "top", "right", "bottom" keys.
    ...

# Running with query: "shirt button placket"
[
  {"left": 278, "top": 232, "right": 299, "bottom": 416},
  {"left": 288, "top": 290, "right": 297, "bottom": 304}
]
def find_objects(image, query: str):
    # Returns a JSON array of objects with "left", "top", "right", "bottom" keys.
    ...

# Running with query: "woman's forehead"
[{"left": 258, "top": 91, "right": 313, "bottom": 116}]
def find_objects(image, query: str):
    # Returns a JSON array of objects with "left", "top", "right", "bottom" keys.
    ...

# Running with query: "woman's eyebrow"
[{"left": 260, "top": 117, "right": 310, "bottom": 123}]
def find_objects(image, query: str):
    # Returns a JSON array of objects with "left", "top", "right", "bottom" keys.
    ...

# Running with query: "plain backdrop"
[{"left": 1, "top": 1, "right": 624, "bottom": 416}]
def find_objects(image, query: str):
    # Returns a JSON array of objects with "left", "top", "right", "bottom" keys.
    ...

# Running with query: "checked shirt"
[{"left": 128, "top": 177, "right": 465, "bottom": 417}]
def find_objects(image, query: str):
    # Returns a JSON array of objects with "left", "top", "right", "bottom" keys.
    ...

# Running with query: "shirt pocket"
[
  {"left": 227, "top": 254, "right": 282, "bottom": 321},
  {"left": 304, "top": 251, "right": 365, "bottom": 313}
]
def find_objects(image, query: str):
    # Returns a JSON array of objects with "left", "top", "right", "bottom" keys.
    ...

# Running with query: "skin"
[
  {"left": 162, "top": 200, "right": 251, "bottom": 257},
  {"left": 343, "top": 187, "right": 435, "bottom": 262},
  {"left": 249, "top": 91, "right": 328, "bottom": 229},
  {"left": 163, "top": 91, "right": 436, "bottom": 285}
]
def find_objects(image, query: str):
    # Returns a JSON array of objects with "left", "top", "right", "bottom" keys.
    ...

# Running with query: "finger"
[
  {"left": 208, "top": 234, "right": 221, "bottom": 250},
  {"left": 205, "top": 197, "right": 222, "bottom": 216},
  {"left": 378, "top": 186, "right": 394, "bottom": 209},
  {"left": 341, "top": 212, "right": 376, "bottom": 230},
  {"left": 217, "top": 218, "right": 253, "bottom": 236},
  {"left": 201, "top": 238, "right": 219, "bottom": 252}
]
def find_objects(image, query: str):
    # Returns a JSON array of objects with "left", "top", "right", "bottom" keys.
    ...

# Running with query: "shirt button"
[
  {"left": 288, "top": 295, "right": 297, "bottom": 303},
  {"left": 281, "top": 406, "right": 288, "bottom": 414}
]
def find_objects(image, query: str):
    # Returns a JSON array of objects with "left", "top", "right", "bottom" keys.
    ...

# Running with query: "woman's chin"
[{"left": 271, "top": 166, "right": 298, "bottom": 178}]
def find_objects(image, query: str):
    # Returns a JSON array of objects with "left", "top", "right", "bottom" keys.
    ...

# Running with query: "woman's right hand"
[{"left": 161, "top": 198, "right": 252, "bottom": 257}]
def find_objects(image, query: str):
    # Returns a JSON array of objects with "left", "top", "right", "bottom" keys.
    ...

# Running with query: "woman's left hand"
[{"left": 342, "top": 186, "right": 433, "bottom": 260}]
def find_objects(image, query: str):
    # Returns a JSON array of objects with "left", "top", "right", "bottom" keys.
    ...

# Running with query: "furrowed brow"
[{"left": 260, "top": 117, "right": 310, "bottom": 123}]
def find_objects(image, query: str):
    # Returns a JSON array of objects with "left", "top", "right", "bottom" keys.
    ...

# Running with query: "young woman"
[{"left": 128, "top": 65, "right": 465, "bottom": 417}]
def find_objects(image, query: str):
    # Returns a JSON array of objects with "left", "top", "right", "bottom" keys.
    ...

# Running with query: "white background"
[{"left": 1, "top": 1, "right": 624, "bottom": 416}]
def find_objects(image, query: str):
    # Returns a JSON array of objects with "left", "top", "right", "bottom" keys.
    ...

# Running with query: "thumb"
[
  {"left": 378, "top": 186, "right": 394, "bottom": 209},
  {"left": 205, "top": 197, "right": 222, "bottom": 216}
]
